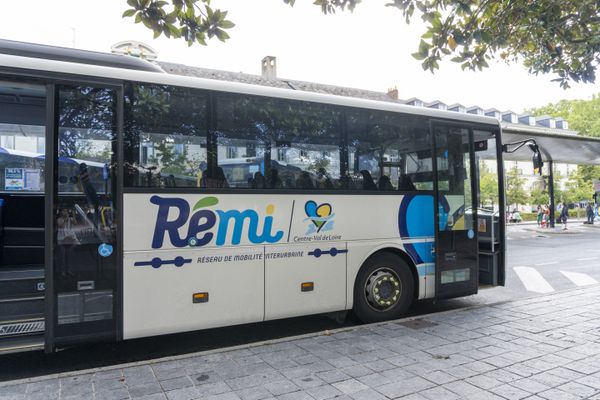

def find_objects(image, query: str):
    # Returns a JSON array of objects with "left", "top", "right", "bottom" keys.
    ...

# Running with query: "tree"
[
  {"left": 528, "top": 95, "right": 600, "bottom": 203},
  {"left": 123, "top": 0, "right": 600, "bottom": 87},
  {"left": 530, "top": 187, "right": 548, "bottom": 208},
  {"left": 478, "top": 160, "right": 498, "bottom": 208},
  {"left": 527, "top": 95, "right": 600, "bottom": 137},
  {"left": 505, "top": 165, "right": 529, "bottom": 209}
]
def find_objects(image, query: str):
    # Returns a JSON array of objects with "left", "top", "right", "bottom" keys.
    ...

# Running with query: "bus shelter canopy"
[{"left": 481, "top": 123, "right": 600, "bottom": 165}]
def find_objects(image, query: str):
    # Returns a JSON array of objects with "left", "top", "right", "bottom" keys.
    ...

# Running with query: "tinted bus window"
[
  {"left": 347, "top": 109, "right": 433, "bottom": 191},
  {"left": 0, "top": 82, "right": 46, "bottom": 193},
  {"left": 215, "top": 93, "right": 342, "bottom": 190},
  {"left": 124, "top": 84, "right": 207, "bottom": 188}
]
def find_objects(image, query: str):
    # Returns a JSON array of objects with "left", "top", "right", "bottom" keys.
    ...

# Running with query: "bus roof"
[{"left": 0, "top": 41, "right": 500, "bottom": 129}]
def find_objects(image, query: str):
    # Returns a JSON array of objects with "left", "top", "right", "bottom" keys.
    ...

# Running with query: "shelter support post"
[{"left": 548, "top": 160, "right": 555, "bottom": 228}]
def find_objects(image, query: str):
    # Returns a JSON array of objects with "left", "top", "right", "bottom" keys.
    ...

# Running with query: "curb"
[{"left": 2, "top": 283, "right": 600, "bottom": 388}]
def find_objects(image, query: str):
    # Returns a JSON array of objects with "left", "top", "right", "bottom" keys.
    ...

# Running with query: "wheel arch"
[{"left": 350, "top": 246, "right": 420, "bottom": 306}]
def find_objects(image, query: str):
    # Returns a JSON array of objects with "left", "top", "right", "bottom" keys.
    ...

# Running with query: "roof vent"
[{"left": 111, "top": 41, "right": 158, "bottom": 61}]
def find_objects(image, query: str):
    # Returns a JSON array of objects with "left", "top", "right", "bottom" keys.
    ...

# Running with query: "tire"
[{"left": 352, "top": 252, "right": 414, "bottom": 323}]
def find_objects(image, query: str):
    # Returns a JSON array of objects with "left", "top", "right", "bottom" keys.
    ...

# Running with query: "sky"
[{"left": 1, "top": 0, "right": 598, "bottom": 113}]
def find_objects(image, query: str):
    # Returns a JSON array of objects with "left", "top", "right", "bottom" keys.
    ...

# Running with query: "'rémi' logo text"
[{"left": 150, "top": 196, "right": 284, "bottom": 248}]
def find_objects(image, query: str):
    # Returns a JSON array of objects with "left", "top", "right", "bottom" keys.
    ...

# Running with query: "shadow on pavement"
[{"left": 0, "top": 299, "right": 470, "bottom": 382}]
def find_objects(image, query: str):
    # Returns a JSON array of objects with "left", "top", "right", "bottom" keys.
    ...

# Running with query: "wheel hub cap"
[{"left": 365, "top": 268, "right": 402, "bottom": 311}]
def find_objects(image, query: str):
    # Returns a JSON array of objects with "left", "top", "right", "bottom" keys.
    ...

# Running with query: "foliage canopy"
[{"left": 123, "top": 0, "right": 600, "bottom": 87}]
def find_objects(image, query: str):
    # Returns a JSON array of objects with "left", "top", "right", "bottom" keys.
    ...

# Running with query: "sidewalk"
[
  {"left": 521, "top": 219, "right": 596, "bottom": 234},
  {"left": 1, "top": 286, "right": 600, "bottom": 400}
]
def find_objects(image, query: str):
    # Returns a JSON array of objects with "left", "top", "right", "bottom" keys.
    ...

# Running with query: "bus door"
[
  {"left": 48, "top": 83, "right": 121, "bottom": 349},
  {"left": 431, "top": 123, "right": 478, "bottom": 299}
]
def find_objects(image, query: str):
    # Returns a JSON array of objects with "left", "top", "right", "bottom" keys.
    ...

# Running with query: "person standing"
[
  {"left": 587, "top": 203, "right": 595, "bottom": 224},
  {"left": 543, "top": 205, "right": 550, "bottom": 228},
  {"left": 536, "top": 205, "right": 543, "bottom": 227},
  {"left": 560, "top": 203, "right": 569, "bottom": 230}
]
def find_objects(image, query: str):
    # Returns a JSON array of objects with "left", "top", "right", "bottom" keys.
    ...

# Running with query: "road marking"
[
  {"left": 535, "top": 261, "right": 558, "bottom": 266},
  {"left": 560, "top": 271, "right": 599, "bottom": 286},
  {"left": 513, "top": 266, "right": 555, "bottom": 293},
  {"left": 576, "top": 257, "right": 598, "bottom": 261}
]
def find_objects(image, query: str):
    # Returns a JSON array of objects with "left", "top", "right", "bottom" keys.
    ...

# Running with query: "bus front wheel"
[{"left": 353, "top": 253, "right": 414, "bottom": 323}]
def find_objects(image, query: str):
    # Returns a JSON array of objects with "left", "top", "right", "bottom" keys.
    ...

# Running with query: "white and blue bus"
[{"left": 0, "top": 39, "right": 505, "bottom": 353}]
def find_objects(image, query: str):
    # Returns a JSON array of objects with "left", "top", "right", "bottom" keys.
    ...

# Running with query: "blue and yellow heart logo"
[{"left": 304, "top": 200, "right": 333, "bottom": 233}]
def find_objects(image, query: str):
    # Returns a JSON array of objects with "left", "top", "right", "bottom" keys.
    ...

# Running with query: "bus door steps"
[
  {"left": 0, "top": 265, "right": 45, "bottom": 300},
  {"left": 0, "top": 317, "right": 44, "bottom": 338},
  {"left": 0, "top": 295, "right": 44, "bottom": 322},
  {"left": 2, "top": 226, "right": 45, "bottom": 246},
  {"left": 0, "top": 333, "right": 44, "bottom": 354}
]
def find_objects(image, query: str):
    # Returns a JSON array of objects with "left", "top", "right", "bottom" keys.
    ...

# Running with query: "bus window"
[
  {"left": 347, "top": 109, "right": 433, "bottom": 191},
  {"left": 0, "top": 82, "right": 46, "bottom": 193},
  {"left": 215, "top": 93, "right": 342, "bottom": 190},
  {"left": 124, "top": 84, "right": 207, "bottom": 188}
]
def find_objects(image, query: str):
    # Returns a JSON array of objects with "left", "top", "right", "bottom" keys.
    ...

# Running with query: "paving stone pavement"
[{"left": 2, "top": 285, "right": 600, "bottom": 400}]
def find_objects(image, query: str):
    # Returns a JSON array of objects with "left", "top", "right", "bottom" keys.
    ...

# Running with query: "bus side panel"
[
  {"left": 264, "top": 243, "right": 346, "bottom": 320},
  {"left": 123, "top": 247, "right": 264, "bottom": 339},
  {"left": 122, "top": 193, "right": 274, "bottom": 339},
  {"left": 345, "top": 193, "right": 438, "bottom": 305}
]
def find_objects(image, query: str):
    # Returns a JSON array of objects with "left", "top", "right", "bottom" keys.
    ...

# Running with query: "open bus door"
[
  {"left": 431, "top": 122, "right": 479, "bottom": 299},
  {"left": 46, "top": 83, "right": 122, "bottom": 351}
]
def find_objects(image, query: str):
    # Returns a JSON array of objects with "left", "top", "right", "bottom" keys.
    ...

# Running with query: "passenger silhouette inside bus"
[
  {"left": 316, "top": 167, "right": 334, "bottom": 189},
  {"left": 269, "top": 168, "right": 283, "bottom": 189},
  {"left": 378, "top": 175, "right": 394, "bottom": 191},
  {"left": 251, "top": 171, "right": 265, "bottom": 189},
  {"left": 398, "top": 174, "right": 416, "bottom": 191},
  {"left": 359, "top": 170, "right": 377, "bottom": 191},
  {"left": 296, "top": 171, "right": 315, "bottom": 190}
]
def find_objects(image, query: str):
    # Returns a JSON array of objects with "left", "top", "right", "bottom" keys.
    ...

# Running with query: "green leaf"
[
  {"left": 215, "top": 29, "right": 229, "bottom": 41},
  {"left": 418, "top": 39, "right": 430, "bottom": 57},
  {"left": 122, "top": 9, "right": 137, "bottom": 17},
  {"left": 220, "top": 20, "right": 235, "bottom": 29},
  {"left": 193, "top": 196, "right": 219, "bottom": 210},
  {"left": 412, "top": 51, "right": 426, "bottom": 60}
]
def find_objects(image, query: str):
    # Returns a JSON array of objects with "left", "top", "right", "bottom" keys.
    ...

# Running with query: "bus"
[{"left": 0, "top": 39, "right": 505, "bottom": 353}]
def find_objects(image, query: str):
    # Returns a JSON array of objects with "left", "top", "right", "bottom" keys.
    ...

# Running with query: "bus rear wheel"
[{"left": 353, "top": 253, "right": 414, "bottom": 323}]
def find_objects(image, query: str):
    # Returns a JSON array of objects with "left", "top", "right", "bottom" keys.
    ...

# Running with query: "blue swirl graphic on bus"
[
  {"left": 151, "top": 196, "right": 284, "bottom": 249},
  {"left": 304, "top": 200, "right": 335, "bottom": 235},
  {"left": 398, "top": 194, "right": 449, "bottom": 264}
]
